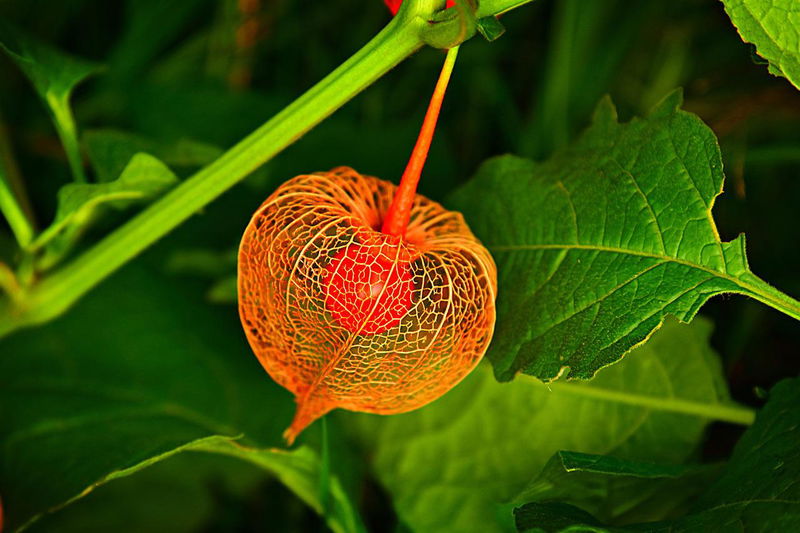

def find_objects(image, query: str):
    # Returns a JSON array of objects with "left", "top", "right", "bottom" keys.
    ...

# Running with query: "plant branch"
[
  {"left": 0, "top": 262, "right": 23, "bottom": 304},
  {"left": 47, "top": 93, "right": 88, "bottom": 183},
  {"left": 0, "top": 111, "right": 35, "bottom": 247},
  {"left": 0, "top": 164, "right": 34, "bottom": 249}
]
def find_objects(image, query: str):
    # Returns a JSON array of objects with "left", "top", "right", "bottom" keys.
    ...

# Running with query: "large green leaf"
[
  {"left": 27, "top": 451, "right": 267, "bottom": 533},
  {"left": 0, "top": 264, "right": 364, "bottom": 533},
  {"left": 515, "top": 451, "right": 719, "bottom": 525},
  {"left": 513, "top": 377, "right": 800, "bottom": 532},
  {"left": 0, "top": 21, "right": 99, "bottom": 182},
  {"left": 515, "top": 502, "right": 610, "bottom": 533},
  {"left": 449, "top": 91, "right": 800, "bottom": 381},
  {"left": 722, "top": 0, "right": 800, "bottom": 90},
  {"left": 29, "top": 153, "right": 178, "bottom": 269},
  {"left": 671, "top": 376, "right": 800, "bottom": 530},
  {"left": 345, "top": 318, "right": 749, "bottom": 533}
]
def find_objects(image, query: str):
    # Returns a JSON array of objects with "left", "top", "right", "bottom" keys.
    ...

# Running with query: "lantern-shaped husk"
[{"left": 238, "top": 167, "right": 497, "bottom": 443}]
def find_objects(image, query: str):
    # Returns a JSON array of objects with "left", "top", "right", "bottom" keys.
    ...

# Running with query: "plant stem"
[
  {"left": 318, "top": 417, "right": 331, "bottom": 518},
  {"left": 0, "top": 112, "right": 35, "bottom": 247},
  {"left": 0, "top": 262, "right": 23, "bottom": 303},
  {"left": 48, "top": 94, "right": 87, "bottom": 183},
  {"left": 0, "top": 2, "right": 433, "bottom": 336},
  {"left": 742, "top": 274, "right": 800, "bottom": 322},
  {"left": 0, "top": 164, "right": 33, "bottom": 248},
  {"left": 382, "top": 45, "right": 459, "bottom": 236}
]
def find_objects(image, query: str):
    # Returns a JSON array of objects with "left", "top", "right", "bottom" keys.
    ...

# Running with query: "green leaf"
[
  {"left": 449, "top": 91, "right": 800, "bottom": 382},
  {"left": 0, "top": 21, "right": 100, "bottom": 182},
  {"left": 164, "top": 248, "right": 237, "bottom": 278},
  {"left": 164, "top": 247, "right": 238, "bottom": 303},
  {"left": 30, "top": 153, "right": 178, "bottom": 269},
  {"left": 514, "top": 376, "right": 800, "bottom": 531},
  {"left": 0, "top": 264, "right": 365, "bottom": 533},
  {"left": 83, "top": 129, "right": 223, "bottom": 183},
  {"left": 196, "top": 440, "right": 365, "bottom": 533},
  {"left": 515, "top": 502, "right": 609, "bottom": 533},
  {"left": 670, "top": 376, "right": 800, "bottom": 530},
  {"left": 344, "top": 318, "right": 749, "bottom": 533},
  {"left": 515, "top": 451, "right": 720, "bottom": 525},
  {"left": 477, "top": 0, "right": 538, "bottom": 18},
  {"left": 27, "top": 451, "right": 268, "bottom": 533},
  {"left": 207, "top": 275, "right": 238, "bottom": 304},
  {"left": 722, "top": 0, "right": 800, "bottom": 90},
  {"left": 476, "top": 16, "right": 507, "bottom": 42}
]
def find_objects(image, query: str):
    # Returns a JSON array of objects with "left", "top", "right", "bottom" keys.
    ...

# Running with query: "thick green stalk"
[{"left": 0, "top": 2, "right": 434, "bottom": 336}]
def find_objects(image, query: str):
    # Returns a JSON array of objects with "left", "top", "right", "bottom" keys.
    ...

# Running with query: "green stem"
[
  {"left": 0, "top": 163, "right": 33, "bottom": 248},
  {"left": 524, "top": 376, "right": 756, "bottom": 426},
  {"left": 741, "top": 274, "right": 800, "bottom": 322},
  {"left": 0, "top": 1, "right": 432, "bottom": 336},
  {"left": 48, "top": 93, "right": 87, "bottom": 183},
  {"left": 0, "top": 262, "right": 23, "bottom": 303},
  {"left": 319, "top": 417, "right": 331, "bottom": 518},
  {"left": 0, "top": 112, "right": 35, "bottom": 247}
]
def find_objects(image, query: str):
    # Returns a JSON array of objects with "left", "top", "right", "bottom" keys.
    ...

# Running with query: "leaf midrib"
[
  {"left": 522, "top": 375, "right": 755, "bottom": 426},
  {"left": 2, "top": 379, "right": 240, "bottom": 442},
  {"left": 489, "top": 242, "right": 800, "bottom": 320}
]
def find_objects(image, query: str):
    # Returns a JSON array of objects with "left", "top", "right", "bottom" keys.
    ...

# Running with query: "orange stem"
[{"left": 382, "top": 45, "right": 460, "bottom": 236}]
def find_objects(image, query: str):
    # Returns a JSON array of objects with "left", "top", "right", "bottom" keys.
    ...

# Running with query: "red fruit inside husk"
[
  {"left": 323, "top": 241, "right": 414, "bottom": 335},
  {"left": 384, "top": 0, "right": 456, "bottom": 16}
]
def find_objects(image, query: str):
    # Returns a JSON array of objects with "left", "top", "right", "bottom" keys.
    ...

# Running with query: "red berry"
[
  {"left": 383, "top": 0, "right": 455, "bottom": 16},
  {"left": 323, "top": 242, "right": 414, "bottom": 335}
]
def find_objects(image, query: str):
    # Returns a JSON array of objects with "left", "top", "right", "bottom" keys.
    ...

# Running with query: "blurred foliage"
[
  {"left": 514, "top": 377, "right": 800, "bottom": 531},
  {"left": 1, "top": 0, "right": 799, "bottom": 531},
  {"left": 343, "top": 318, "right": 736, "bottom": 532}
]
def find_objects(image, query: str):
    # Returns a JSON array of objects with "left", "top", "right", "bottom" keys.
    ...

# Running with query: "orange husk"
[{"left": 238, "top": 167, "right": 497, "bottom": 443}]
